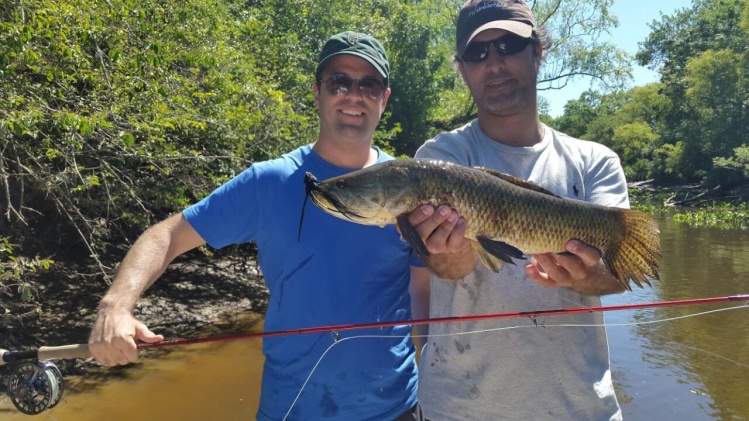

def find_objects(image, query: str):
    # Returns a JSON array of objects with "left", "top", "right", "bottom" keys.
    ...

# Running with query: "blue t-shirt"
[{"left": 183, "top": 145, "right": 420, "bottom": 421}]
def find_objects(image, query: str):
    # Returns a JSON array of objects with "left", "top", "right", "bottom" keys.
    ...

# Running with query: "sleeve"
[
  {"left": 585, "top": 151, "right": 630, "bottom": 209},
  {"left": 182, "top": 166, "right": 262, "bottom": 248}
]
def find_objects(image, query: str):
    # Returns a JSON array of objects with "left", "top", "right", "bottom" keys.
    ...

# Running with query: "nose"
[
  {"left": 342, "top": 80, "right": 366, "bottom": 100},
  {"left": 344, "top": 88, "right": 366, "bottom": 100},
  {"left": 483, "top": 47, "right": 507, "bottom": 70}
]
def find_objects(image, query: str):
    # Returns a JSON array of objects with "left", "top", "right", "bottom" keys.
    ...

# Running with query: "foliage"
[
  {"left": 552, "top": 84, "right": 670, "bottom": 181},
  {"left": 1, "top": 237, "right": 54, "bottom": 319},
  {"left": 672, "top": 203, "right": 749, "bottom": 229},
  {"left": 533, "top": 0, "right": 631, "bottom": 92},
  {"left": 1, "top": 0, "right": 309, "bottom": 274},
  {"left": 635, "top": 0, "right": 749, "bottom": 184},
  {"left": 0, "top": 0, "right": 647, "bottom": 327},
  {"left": 551, "top": 0, "right": 749, "bottom": 189},
  {"left": 713, "top": 145, "right": 749, "bottom": 178}
]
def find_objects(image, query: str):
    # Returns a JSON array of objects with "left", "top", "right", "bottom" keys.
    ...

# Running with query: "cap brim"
[
  {"left": 459, "top": 21, "right": 533, "bottom": 54},
  {"left": 315, "top": 52, "right": 388, "bottom": 81}
]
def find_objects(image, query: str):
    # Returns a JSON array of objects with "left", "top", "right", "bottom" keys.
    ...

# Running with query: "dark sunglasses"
[
  {"left": 318, "top": 73, "right": 387, "bottom": 100},
  {"left": 460, "top": 34, "right": 533, "bottom": 64}
]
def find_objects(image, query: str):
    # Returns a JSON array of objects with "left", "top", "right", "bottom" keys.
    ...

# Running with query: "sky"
[{"left": 542, "top": 0, "right": 693, "bottom": 117}]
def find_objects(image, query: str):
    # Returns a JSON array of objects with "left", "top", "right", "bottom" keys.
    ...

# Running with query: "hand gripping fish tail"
[{"left": 305, "top": 158, "right": 662, "bottom": 290}]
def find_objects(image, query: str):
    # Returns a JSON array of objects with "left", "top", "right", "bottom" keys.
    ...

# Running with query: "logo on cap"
[
  {"left": 468, "top": 1, "right": 507, "bottom": 17},
  {"left": 346, "top": 34, "right": 361, "bottom": 44}
]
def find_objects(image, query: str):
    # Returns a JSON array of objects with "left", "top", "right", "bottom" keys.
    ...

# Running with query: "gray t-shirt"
[{"left": 415, "top": 120, "right": 626, "bottom": 421}]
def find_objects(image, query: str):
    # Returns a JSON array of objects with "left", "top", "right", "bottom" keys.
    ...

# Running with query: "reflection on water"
[
  {"left": 1, "top": 215, "right": 748, "bottom": 420},
  {"left": 604, "top": 214, "right": 749, "bottom": 420},
  {"left": 0, "top": 319, "right": 266, "bottom": 421}
]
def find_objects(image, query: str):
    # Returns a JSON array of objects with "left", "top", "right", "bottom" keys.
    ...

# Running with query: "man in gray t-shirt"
[{"left": 408, "top": 1, "right": 627, "bottom": 420}]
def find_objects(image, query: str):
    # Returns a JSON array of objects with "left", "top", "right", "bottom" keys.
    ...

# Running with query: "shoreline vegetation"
[{"left": 629, "top": 182, "right": 749, "bottom": 230}]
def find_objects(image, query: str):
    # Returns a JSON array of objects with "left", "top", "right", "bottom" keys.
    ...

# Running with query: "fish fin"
[
  {"left": 299, "top": 172, "right": 319, "bottom": 242},
  {"left": 396, "top": 214, "right": 430, "bottom": 258},
  {"left": 603, "top": 209, "right": 662, "bottom": 290},
  {"left": 473, "top": 241, "right": 504, "bottom": 272},
  {"left": 474, "top": 167, "right": 561, "bottom": 198},
  {"left": 475, "top": 236, "right": 526, "bottom": 272}
]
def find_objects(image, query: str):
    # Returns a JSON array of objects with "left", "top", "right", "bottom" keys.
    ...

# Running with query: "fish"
[{"left": 303, "top": 158, "right": 661, "bottom": 290}]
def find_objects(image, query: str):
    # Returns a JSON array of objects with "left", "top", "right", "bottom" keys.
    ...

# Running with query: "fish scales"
[
  {"left": 305, "top": 159, "right": 661, "bottom": 290},
  {"left": 413, "top": 163, "right": 625, "bottom": 255}
]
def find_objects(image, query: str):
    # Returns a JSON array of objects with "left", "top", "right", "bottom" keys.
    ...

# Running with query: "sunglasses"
[
  {"left": 318, "top": 73, "right": 387, "bottom": 100},
  {"left": 460, "top": 34, "right": 533, "bottom": 64}
]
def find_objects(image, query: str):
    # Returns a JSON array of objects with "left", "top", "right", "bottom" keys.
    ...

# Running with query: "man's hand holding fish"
[
  {"left": 409, "top": 204, "right": 627, "bottom": 295},
  {"left": 407, "top": 204, "right": 476, "bottom": 280}
]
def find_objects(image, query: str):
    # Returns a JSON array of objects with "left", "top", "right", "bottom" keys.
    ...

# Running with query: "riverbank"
[{"left": 0, "top": 252, "right": 269, "bottom": 380}]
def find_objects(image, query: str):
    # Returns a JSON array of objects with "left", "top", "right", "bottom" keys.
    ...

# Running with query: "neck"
[
  {"left": 477, "top": 110, "right": 544, "bottom": 148},
  {"left": 312, "top": 137, "right": 377, "bottom": 169}
]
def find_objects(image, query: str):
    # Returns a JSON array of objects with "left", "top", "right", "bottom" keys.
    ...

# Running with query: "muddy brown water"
[{"left": 1, "top": 214, "right": 748, "bottom": 420}]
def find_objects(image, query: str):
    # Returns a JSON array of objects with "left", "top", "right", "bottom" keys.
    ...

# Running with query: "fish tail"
[{"left": 604, "top": 209, "right": 662, "bottom": 290}]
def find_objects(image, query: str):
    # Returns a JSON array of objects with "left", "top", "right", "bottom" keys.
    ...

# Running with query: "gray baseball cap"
[{"left": 456, "top": 0, "right": 535, "bottom": 55}]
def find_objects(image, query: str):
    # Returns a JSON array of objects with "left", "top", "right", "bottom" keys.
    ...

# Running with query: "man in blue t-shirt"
[{"left": 88, "top": 31, "right": 429, "bottom": 421}]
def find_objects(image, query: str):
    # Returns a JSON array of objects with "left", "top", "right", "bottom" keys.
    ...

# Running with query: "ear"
[
  {"left": 534, "top": 43, "right": 544, "bottom": 71},
  {"left": 457, "top": 62, "right": 468, "bottom": 84},
  {"left": 313, "top": 82, "right": 320, "bottom": 109},
  {"left": 379, "top": 87, "right": 392, "bottom": 115}
]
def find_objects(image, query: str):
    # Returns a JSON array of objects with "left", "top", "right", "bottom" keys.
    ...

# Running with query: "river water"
[{"left": 1, "top": 214, "right": 747, "bottom": 420}]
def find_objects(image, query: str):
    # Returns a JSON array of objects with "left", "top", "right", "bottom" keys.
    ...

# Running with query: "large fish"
[{"left": 304, "top": 159, "right": 661, "bottom": 290}]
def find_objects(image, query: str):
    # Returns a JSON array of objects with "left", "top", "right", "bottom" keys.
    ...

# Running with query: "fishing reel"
[{"left": 5, "top": 360, "right": 64, "bottom": 415}]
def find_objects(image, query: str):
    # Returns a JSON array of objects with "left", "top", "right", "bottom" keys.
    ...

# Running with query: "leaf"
[{"left": 121, "top": 132, "right": 135, "bottom": 147}]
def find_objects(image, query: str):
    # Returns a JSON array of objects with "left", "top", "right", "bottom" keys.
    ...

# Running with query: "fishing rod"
[{"left": 2, "top": 293, "right": 748, "bottom": 415}]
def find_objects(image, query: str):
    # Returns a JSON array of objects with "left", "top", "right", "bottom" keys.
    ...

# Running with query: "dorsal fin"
[{"left": 474, "top": 167, "right": 560, "bottom": 198}]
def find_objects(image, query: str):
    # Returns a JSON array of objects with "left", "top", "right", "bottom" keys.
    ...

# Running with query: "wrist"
[{"left": 97, "top": 296, "right": 134, "bottom": 314}]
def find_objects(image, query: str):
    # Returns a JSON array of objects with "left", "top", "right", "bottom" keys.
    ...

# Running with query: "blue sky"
[{"left": 542, "top": 0, "right": 692, "bottom": 117}]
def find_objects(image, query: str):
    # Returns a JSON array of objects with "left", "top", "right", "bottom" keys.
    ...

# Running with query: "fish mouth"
[{"left": 303, "top": 172, "right": 365, "bottom": 220}]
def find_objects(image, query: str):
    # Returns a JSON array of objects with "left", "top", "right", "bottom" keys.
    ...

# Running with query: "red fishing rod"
[
  {"left": 3, "top": 293, "right": 749, "bottom": 362},
  {"left": 2, "top": 294, "right": 748, "bottom": 415}
]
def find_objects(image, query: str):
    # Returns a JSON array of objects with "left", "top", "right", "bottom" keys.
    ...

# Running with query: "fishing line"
[
  {"left": 280, "top": 301, "right": 749, "bottom": 419},
  {"left": 599, "top": 299, "right": 749, "bottom": 370},
  {"left": 547, "top": 294, "right": 749, "bottom": 369}
]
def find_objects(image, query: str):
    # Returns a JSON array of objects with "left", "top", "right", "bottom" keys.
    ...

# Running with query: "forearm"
[
  {"left": 425, "top": 244, "right": 477, "bottom": 280},
  {"left": 98, "top": 237, "right": 171, "bottom": 312},
  {"left": 98, "top": 213, "right": 204, "bottom": 312}
]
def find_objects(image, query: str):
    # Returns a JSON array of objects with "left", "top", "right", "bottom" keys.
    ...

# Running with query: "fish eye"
[{"left": 335, "top": 180, "right": 347, "bottom": 189}]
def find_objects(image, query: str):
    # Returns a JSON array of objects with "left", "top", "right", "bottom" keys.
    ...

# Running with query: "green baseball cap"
[{"left": 315, "top": 31, "right": 390, "bottom": 86}]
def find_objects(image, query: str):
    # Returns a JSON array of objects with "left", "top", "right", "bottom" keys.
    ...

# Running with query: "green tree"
[
  {"left": 550, "top": 84, "right": 671, "bottom": 181},
  {"left": 0, "top": 0, "right": 657, "bottom": 315},
  {"left": 553, "top": 90, "right": 626, "bottom": 139},
  {"left": 714, "top": 145, "right": 749, "bottom": 178},
  {"left": 637, "top": 0, "right": 749, "bottom": 184},
  {"left": 0, "top": 0, "right": 305, "bottom": 274},
  {"left": 610, "top": 122, "right": 659, "bottom": 180},
  {"left": 534, "top": 0, "right": 632, "bottom": 92}
]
